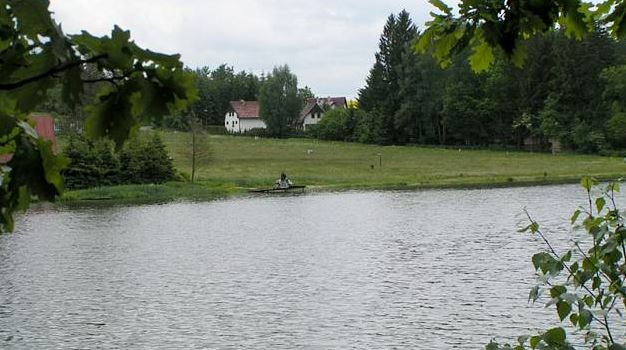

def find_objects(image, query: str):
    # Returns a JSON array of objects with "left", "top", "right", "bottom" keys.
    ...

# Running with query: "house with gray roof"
[{"left": 299, "top": 97, "right": 348, "bottom": 131}]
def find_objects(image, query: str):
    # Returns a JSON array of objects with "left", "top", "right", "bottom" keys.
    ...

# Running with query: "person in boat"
[{"left": 274, "top": 172, "right": 292, "bottom": 189}]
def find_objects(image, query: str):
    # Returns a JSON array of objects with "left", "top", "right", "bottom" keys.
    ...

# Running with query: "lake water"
[{"left": 0, "top": 184, "right": 611, "bottom": 348}]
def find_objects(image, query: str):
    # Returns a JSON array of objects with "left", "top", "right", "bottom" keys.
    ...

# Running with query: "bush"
[
  {"left": 606, "top": 111, "right": 626, "bottom": 148},
  {"left": 119, "top": 133, "right": 175, "bottom": 184},
  {"left": 314, "top": 108, "right": 350, "bottom": 141},
  {"left": 355, "top": 109, "right": 377, "bottom": 144},
  {"left": 63, "top": 133, "right": 175, "bottom": 189},
  {"left": 568, "top": 123, "right": 607, "bottom": 154},
  {"left": 62, "top": 134, "right": 121, "bottom": 189}
]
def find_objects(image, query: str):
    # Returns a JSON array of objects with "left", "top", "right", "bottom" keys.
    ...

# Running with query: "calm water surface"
[{"left": 0, "top": 185, "right": 613, "bottom": 348}]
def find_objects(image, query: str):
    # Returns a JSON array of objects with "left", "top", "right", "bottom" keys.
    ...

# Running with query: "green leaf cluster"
[
  {"left": 491, "top": 178, "right": 626, "bottom": 348},
  {"left": 416, "top": 0, "right": 621, "bottom": 72},
  {"left": 0, "top": 0, "right": 195, "bottom": 232}
]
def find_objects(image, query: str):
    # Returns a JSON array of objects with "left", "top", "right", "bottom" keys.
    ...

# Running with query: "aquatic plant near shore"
[{"left": 488, "top": 177, "right": 626, "bottom": 349}]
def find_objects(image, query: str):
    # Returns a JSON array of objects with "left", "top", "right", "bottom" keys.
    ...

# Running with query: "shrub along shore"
[{"left": 58, "top": 131, "right": 626, "bottom": 204}]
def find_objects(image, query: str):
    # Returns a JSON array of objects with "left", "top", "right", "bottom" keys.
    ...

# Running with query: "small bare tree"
[{"left": 189, "top": 113, "right": 211, "bottom": 183}]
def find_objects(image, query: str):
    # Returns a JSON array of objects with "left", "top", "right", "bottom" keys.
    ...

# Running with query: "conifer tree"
[{"left": 358, "top": 10, "right": 417, "bottom": 145}]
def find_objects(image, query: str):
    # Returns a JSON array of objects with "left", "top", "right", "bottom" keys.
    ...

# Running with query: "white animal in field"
[{"left": 307, "top": 149, "right": 313, "bottom": 155}]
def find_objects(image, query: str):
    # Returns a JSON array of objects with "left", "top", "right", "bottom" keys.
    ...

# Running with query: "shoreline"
[{"left": 54, "top": 173, "right": 623, "bottom": 207}]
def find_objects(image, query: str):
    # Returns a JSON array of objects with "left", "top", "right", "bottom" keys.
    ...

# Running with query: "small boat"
[{"left": 249, "top": 185, "right": 306, "bottom": 193}]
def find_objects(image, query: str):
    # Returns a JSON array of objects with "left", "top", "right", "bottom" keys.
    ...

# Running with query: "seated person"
[{"left": 275, "top": 172, "right": 292, "bottom": 189}]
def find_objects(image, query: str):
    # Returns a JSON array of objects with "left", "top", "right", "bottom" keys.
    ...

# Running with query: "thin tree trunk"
[
  {"left": 190, "top": 115, "right": 198, "bottom": 183},
  {"left": 191, "top": 122, "right": 197, "bottom": 183}
]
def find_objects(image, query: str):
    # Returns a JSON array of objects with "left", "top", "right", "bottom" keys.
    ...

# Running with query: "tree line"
[
  {"left": 43, "top": 63, "right": 316, "bottom": 139},
  {"left": 39, "top": 10, "right": 626, "bottom": 154},
  {"left": 354, "top": 10, "right": 626, "bottom": 153},
  {"left": 158, "top": 64, "right": 314, "bottom": 136}
]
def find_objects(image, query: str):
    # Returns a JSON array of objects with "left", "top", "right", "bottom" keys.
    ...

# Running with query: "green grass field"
[
  {"left": 160, "top": 131, "right": 626, "bottom": 190},
  {"left": 60, "top": 130, "right": 626, "bottom": 203}
]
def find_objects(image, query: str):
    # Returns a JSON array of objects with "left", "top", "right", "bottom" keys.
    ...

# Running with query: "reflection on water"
[{"left": 0, "top": 185, "right": 609, "bottom": 348}]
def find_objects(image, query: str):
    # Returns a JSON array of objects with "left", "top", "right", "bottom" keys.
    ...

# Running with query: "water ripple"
[{"left": 0, "top": 184, "right": 618, "bottom": 349}]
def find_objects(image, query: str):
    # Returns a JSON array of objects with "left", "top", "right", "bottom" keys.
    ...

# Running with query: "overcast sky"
[{"left": 50, "top": 1, "right": 441, "bottom": 98}]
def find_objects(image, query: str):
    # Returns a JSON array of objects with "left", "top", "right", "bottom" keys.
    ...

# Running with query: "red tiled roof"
[
  {"left": 0, "top": 114, "right": 57, "bottom": 164},
  {"left": 230, "top": 101, "right": 260, "bottom": 119}
]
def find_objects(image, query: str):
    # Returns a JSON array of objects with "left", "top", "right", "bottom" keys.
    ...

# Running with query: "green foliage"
[
  {"left": 602, "top": 65, "right": 626, "bottom": 147},
  {"left": 354, "top": 109, "right": 379, "bottom": 144},
  {"left": 298, "top": 86, "right": 315, "bottom": 104},
  {"left": 62, "top": 134, "right": 120, "bottom": 189},
  {"left": 119, "top": 133, "right": 174, "bottom": 185},
  {"left": 183, "top": 65, "right": 260, "bottom": 126},
  {"left": 312, "top": 108, "right": 352, "bottom": 141},
  {"left": 0, "top": 0, "right": 194, "bottom": 232},
  {"left": 416, "top": 0, "right": 620, "bottom": 71},
  {"left": 258, "top": 65, "right": 303, "bottom": 138},
  {"left": 64, "top": 133, "right": 174, "bottom": 189},
  {"left": 488, "top": 178, "right": 626, "bottom": 348},
  {"left": 356, "top": 15, "right": 622, "bottom": 152},
  {"left": 606, "top": 111, "right": 626, "bottom": 146},
  {"left": 358, "top": 10, "right": 418, "bottom": 145}
]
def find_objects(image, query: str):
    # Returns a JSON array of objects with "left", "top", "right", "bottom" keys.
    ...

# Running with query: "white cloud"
[{"left": 50, "top": 0, "right": 442, "bottom": 98}]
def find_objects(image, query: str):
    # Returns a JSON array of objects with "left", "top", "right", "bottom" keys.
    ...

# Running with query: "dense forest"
[{"left": 357, "top": 10, "right": 626, "bottom": 152}]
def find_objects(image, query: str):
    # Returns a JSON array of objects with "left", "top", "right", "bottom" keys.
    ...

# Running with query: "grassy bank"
[
  {"left": 60, "top": 131, "right": 626, "bottom": 204},
  {"left": 59, "top": 182, "right": 238, "bottom": 204}
]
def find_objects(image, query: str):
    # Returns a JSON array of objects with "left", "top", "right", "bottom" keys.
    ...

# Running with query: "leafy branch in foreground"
[
  {"left": 0, "top": 0, "right": 196, "bottom": 232},
  {"left": 487, "top": 177, "right": 626, "bottom": 349},
  {"left": 417, "top": 0, "right": 625, "bottom": 72}
]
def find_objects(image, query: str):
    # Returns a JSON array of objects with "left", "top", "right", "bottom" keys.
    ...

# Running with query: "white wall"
[
  {"left": 225, "top": 112, "right": 268, "bottom": 133},
  {"left": 303, "top": 112, "right": 323, "bottom": 131},
  {"left": 224, "top": 112, "right": 240, "bottom": 133}
]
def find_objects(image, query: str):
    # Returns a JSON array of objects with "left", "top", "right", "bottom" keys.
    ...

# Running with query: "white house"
[
  {"left": 225, "top": 97, "right": 348, "bottom": 133},
  {"left": 224, "top": 101, "right": 266, "bottom": 133},
  {"left": 299, "top": 97, "right": 348, "bottom": 131}
]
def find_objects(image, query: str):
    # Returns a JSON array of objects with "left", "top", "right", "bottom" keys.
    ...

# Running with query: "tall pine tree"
[{"left": 358, "top": 10, "right": 417, "bottom": 145}]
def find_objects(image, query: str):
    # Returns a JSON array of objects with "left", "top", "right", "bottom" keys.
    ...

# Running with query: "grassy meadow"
[
  {"left": 161, "top": 131, "right": 626, "bottom": 189},
  {"left": 59, "top": 130, "right": 626, "bottom": 203}
]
